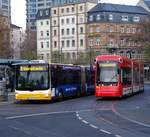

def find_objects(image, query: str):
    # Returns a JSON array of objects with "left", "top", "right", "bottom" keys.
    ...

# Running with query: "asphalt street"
[{"left": 0, "top": 85, "right": 150, "bottom": 137}]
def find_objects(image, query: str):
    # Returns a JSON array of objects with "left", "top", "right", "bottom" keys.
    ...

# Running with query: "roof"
[
  {"left": 36, "top": 8, "right": 51, "bottom": 20},
  {"left": 11, "top": 24, "right": 21, "bottom": 29},
  {"left": 144, "top": 0, "right": 150, "bottom": 8},
  {"left": 52, "top": 0, "right": 97, "bottom": 7},
  {"left": 89, "top": 3, "right": 148, "bottom": 15}
]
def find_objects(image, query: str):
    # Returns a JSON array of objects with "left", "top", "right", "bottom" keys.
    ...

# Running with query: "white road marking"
[
  {"left": 81, "top": 120, "right": 88, "bottom": 124},
  {"left": 6, "top": 110, "right": 76, "bottom": 119},
  {"left": 89, "top": 124, "right": 98, "bottom": 129},
  {"left": 78, "top": 116, "right": 82, "bottom": 120},
  {"left": 5, "top": 109, "right": 91, "bottom": 120},
  {"left": 112, "top": 106, "right": 150, "bottom": 128},
  {"left": 100, "top": 129, "right": 111, "bottom": 134},
  {"left": 115, "top": 135, "right": 122, "bottom": 137},
  {"left": 76, "top": 114, "right": 79, "bottom": 117}
]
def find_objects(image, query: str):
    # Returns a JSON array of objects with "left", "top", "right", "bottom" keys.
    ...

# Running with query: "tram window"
[{"left": 121, "top": 68, "right": 132, "bottom": 85}]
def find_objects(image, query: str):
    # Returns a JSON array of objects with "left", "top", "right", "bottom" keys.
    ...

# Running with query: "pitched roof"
[
  {"left": 36, "top": 8, "right": 51, "bottom": 20},
  {"left": 89, "top": 3, "right": 148, "bottom": 15},
  {"left": 144, "top": 0, "right": 150, "bottom": 8}
]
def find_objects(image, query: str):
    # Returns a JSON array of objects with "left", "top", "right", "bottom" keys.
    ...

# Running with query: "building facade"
[
  {"left": 51, "top": 1, "right": 97, "bottom": 63},
  {"left": 10, "top": 24, "right": 25, "bottom": 59},
  {"left": 26, "top": 0, "right": 52, "bottom": 31},
  {"left": 0, "top": 0, "right": 11, "bottom": 19},
  {"left": 36, "top": 8, "right": 51, "bottom": 61},
  {"left": 87, "top": 3, "right": 148, "bottom": 60}
]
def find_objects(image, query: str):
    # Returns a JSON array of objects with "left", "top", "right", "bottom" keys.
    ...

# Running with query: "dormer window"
[
  {"left": 133, "top": 16, "right": 140, "bottom": 22},
  {"left": 109, "top": 14, "right": 113, "bottom": 21},
  {"left": 45, "top": 10, "right": 49, "bottom": 15},
  {"left": 89, "top": 15, "right": 93, "bottom": 21},
  {"left": 122, "top": 15, "right": 128, "bottom": 21},
  {"left": 96, "top": 14, "right": 100, "bottom": 21}
]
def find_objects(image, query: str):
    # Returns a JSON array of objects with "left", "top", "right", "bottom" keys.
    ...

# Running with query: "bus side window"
[{"left": 121, "top": 69, "right": 123, "bottom": 84}]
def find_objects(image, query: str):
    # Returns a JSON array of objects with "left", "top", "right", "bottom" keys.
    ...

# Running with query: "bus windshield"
[
  {"left": 97, "top": 62, "right": 118, "bottom": 83},
  {"left": 16, "top": 65, "right": 49, "bottom": 90}
]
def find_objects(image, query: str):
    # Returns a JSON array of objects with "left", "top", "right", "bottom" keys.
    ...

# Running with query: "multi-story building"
[
  {"left": 26, "top": 0, "right": 52, "bottom": 31},
  {"left": 87, "top": 3, "right": 148, "bottom": 59},
  {"left": 10, "top": 24, "right": 25, "bottom": 59},
  {"left": 36, "top": 8, "right": 51, "bottom": 61},
  {"left": 51, "top": 1, "right": 97, "bottom": 63},
  {"left": 0, "top": 0, "right": 11, "bottom": 19}
]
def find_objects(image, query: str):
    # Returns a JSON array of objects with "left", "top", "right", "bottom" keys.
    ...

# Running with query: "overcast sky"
[{"left": 11, "top": 0, "right": 140, "bottom": 29}]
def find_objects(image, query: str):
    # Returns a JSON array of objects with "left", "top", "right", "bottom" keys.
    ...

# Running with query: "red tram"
[{"left": 95, "top": 55, "right": 144, "bottom": 98}]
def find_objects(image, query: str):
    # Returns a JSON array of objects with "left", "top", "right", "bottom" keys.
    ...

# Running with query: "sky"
[{"left": 11, "top": 0, "right": 140, "bottom": 29}]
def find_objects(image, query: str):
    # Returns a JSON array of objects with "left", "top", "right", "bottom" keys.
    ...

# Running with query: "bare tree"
[
  {"left": 0, "top": 15, "right": 12, "bottom": 58},
  {"left": 21, "top": 30, "right": 37, "bottom": 60}
]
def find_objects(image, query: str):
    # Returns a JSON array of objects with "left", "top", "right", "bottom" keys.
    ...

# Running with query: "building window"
[
  {"left": 108, "top": 38, "right": 114, "bottom": 46},
  {"left": 47, "top": 41, "right": 49, "bottom": 48},
  {"left": 109, "top": 14, "right": 113, "bottom": 21},
  {"left": 67, "top": 28, "right": 70, "bottom": 35},
  {"left": 80, "top": 27, "right": 83, "bottom": 34},
  {"left": 41, "top": 42, "right": 44, "bottom": 48},
  {"left": 72, "top": 52, "right": 76, "bottom": 59},
  {"left": 89, "top": 39, "right": 93, "bottom": 46},
  {"left": 61, "top": 40, "right": 65, "bottom": 48},
  {"left": 46, "top": 21, "right": 49, "bottom": 25},
  {"left": 53, "top": 9, "right": 56, "bottom": 14},
  {"left": 126, "top": 28, "right": 130, "bottom": 33},
  {"left": 61, "top": 19, "right": 64, "bottom": 25},
  {"left": 120, "top": 38, "right": 125, "bottom": 46},
  {"left": 80, "top": 18, "right": 84, "bottom": 23},
  {"left": 67, "top": 52, "right": 70, "bottom": 58},
  {"left": 89, "top": 15, "right": 93, "bottom": 21},
  {"left": 46, "top": 10, "right": 49, "bottom": 15},
  {"left": 54, "top": 30, "right": 57, "bottom": 36},
  {"left": 54, "top": 41, "right": 57, "bottom": 48},
  {"left": 96, "top": 27, "right": 100, "bottom": 33},
  {"left": 40, "top": 31, "right": 43, "bottom": 36},
  {"left": 120, "top": 27, "right": 125, "bottom": 33},
  {"left": 40, "top": 21, "right": 43, "bottom": 26},
  {"left": 80, "top": 39, "right": 83, "bottom": 47},
  {"left": 67, "top": 40, "right": 70, "bottom": 47},
  {"left": 108, "top": 26, "right": 113, "bottom": 32},
  {"left": 72, "top": 28, "right": 75, "bottom": 35},
  {"left": 40, "top": 54, "right": 44, "bottom": 59},
  {"left": 133, "top": 16, "right": 140, "bottom": 22},
  {"left": 72, "top": 7, "right": 75, "bottom": 12},
  {"left": 96, "top": 38, "right": 100, "bottom": 45},
  {"left": 72, "top": 40, "right": 75, "bottom": 47},
  {"left": 61, "top": 29, "right": 64, "bottom": 35},
  {"left": 40, "top": 11, "right": 43, "bottom": 16},
  {"left": 66, "top": 8, "right": 69, "bottom": 13},
  {"left": 61, "top": 8, "right": 64, "bottom": 13},
  {"left": 89, "top": 27, "right": 93, "bottom": 33},
  {"left": 47, "top": 30, "right": 49, "bottom": 36},
  {"left": 66, "top": 18, "right": 69, "bottom": 24},
  {"left": 80, "top": 6, "right": 83, "bottom": 12},
  {"left": 72, "top": 18, "right": 75, "bottom": 24},
  {"left": 122, "top": 15, "right": 128, "bottom": 21},
  {"left": 132, "top": 28, "right": 136, "bottom": 33},
  {"left": 47, "top": 53, "right": 49, "bottom": 59},
  {"left": 96, "top": 14, "right": 100, "bottom": 21},
  {"left": 53, "top": 20, "right": 57, "bottom": 25}
]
